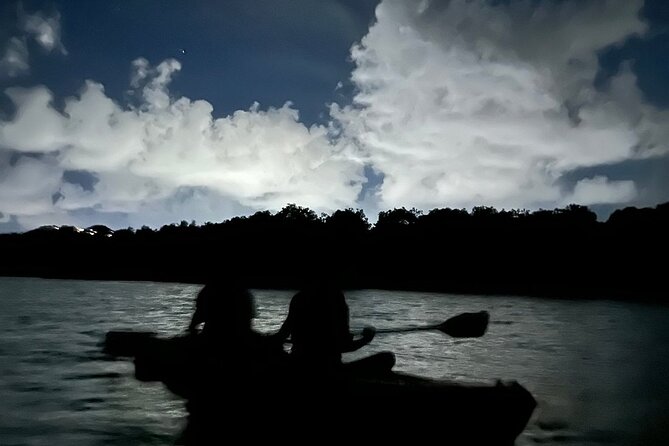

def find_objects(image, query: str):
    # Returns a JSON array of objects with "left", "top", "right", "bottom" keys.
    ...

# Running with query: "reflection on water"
[{"left": 1, "top": 277, "right": 668, "bottom": 445}]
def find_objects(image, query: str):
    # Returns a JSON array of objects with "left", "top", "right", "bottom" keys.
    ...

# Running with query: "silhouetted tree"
[
  {"left": 1, "top": 202, "right": 668, "bottom": 301},
  {"left": 325, "top": 208, "right": 371, "bottom": 233},
  {"left": 276, "top": 204, "right": 321, "bottom": 225},
  {"left": 471, "top": 206, "right": 498, "bottom": 219},
  {"left": 375, "top": 207, "right": 421, "bottom": 232}
]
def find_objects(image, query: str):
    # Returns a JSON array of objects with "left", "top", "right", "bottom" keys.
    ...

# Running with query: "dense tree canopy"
[{"left": 1, "top": 203, "right": 667, "bottom": 301}]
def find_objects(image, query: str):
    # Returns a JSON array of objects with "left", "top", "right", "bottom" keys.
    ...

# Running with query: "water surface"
[{"left": 1, "top": 277, "right": 668, "bottom": 445}]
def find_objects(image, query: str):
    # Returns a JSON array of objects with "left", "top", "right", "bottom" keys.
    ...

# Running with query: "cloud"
[
  {"left": 0, "top": 6, "right": 67, "bottom": 78},
  {"left": 0, "top": 59, "right": 365, "bottom": 230},
  {"left": 566, "top": 176, "right": 636, "bottom": 206},
  {"left": 122, "top": 187, "right": 254, "bottom": 229},
  {"left": 0, "top": 153, "right": 63, "bottom": 217},
  {"left": 0, "top": 38, "right": 29, "bottom": 78},
  {"left": 19, "top": 8, "right": 68, "bottom": 55},
  {"left": 2, "top": 0, "right": 669, "bottom": 232},
  {"left": 0, "top": 86, "right": 68, "bottom": 152},
  {"left": 333, "top": 0, "right": 665, "bottom": 211}
]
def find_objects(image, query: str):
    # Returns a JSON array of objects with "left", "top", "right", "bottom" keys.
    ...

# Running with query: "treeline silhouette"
[{"left": 1, "top": 202, "right": 667, "bottom": 301}]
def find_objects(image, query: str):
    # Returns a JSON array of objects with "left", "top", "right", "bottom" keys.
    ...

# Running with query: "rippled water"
[{"left": 1, "top": 277, "right": 668, "bottom": 445}]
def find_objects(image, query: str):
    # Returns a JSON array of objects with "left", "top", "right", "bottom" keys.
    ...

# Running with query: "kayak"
[
  {"left": 104, "top": 330, "right": 536, "bottom": 444},
  {"left": 343, "top": 372, "right": 536, "bottom": 444}
]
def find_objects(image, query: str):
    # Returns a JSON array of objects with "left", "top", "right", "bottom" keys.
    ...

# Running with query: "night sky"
[{"left": 1, "top": 0, "right": 668, "bottom": 232}]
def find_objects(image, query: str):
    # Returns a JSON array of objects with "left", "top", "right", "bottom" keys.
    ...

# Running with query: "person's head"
[
  {"left": 289, "top": 285, "right": 350, "bottom": 357},
  {"left": 195, "top": 281, "right": 256, "bottom": 336}
]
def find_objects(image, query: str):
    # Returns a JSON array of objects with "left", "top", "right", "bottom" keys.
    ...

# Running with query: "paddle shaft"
[
  {"left": 278, "top": 325, "right": 437, "bottom": 344},
  {"left": 375, "top": 324, "right": 440, "bottom": 334},
  {"left": 375, "top": 311, "right": 489, "bottom": 338},
  {"left": 104, "top": 312, "right": 489, "bottom": 357}
]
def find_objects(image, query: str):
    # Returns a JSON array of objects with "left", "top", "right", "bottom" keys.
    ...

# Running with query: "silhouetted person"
[
  {"left": 275, "top": 286, "right": 395, "bottom": 374},
  {"left": 266, "top": 285, "right": 395, "bottom": 441},
  {"left": 187, "top": 281, "right": 256, "bottom": 340},
  {"left": 170, "top": 281, "right": 287, "bottom": 445}
]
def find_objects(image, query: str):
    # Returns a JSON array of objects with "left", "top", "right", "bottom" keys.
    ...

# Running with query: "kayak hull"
[{"left": 104, "top": 331, "right": 536, "bottom": 444}]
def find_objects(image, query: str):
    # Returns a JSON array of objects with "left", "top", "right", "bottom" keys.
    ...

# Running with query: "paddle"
[
  {"left": 103, "top": 310, "right": 490, "bottom": 358},
  {"left": 374, "top": 311, "right": 489, "bottom": 338}
]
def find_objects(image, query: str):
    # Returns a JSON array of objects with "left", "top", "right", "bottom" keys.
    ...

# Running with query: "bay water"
[{"left": 1, "top": 277, "right": 668, "bottom": 445}]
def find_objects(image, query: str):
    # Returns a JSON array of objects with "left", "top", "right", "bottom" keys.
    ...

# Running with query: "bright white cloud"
[
  {"left": 0, "top": 38, "right": 29, "bottom": 78},
  {"left": 0, "top": 153, "right": 63, "bottom": 217},
  {"left": 122, "top": 187, "right": 253, "bottom": 229},
  {"left": 566, "top": 176, "right": 636, "bottom": 206},
  {"left": 0, "top": 59, "right": 365, "bottom": 229},
  {"left": 0, "top": 86, "right": 68, "bottom": 152},
  {"left": 334, "top": 0, "right": 665, "bottom": 211},
  {"left": 20, "top": 9, "right": 68, "bottom": 55}
]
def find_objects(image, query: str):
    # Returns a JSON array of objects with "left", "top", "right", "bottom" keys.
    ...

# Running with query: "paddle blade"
[{"left": 439, "top": 311, "right": 489, "bottom": 337}]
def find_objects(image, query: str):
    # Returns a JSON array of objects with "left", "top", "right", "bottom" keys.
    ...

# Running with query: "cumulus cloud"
[
  {"left": 0, "top": 153, "right": 63, "bottom": 217},
  {"left": 20, "top": 8, "right": 68, "bottom": 55},
  {"left": 0, "top": 58, "right": 365, "bottom": 229},
  {"left": 0, "top": 6, "right": 67, "bottom": 78},
  {"left": 333, "top": 0, "right": 666, "bottom": 211},
  {"left": 0, "top": 38, "right": 29, "bottom": 78},
  {"left": 566, "top": 176, "right": 636, "bottom": 206}
]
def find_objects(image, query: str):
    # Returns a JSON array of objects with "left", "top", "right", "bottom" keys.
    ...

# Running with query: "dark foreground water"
[{"left": 1, "top": 277, "right": 668, "bottom": 445}]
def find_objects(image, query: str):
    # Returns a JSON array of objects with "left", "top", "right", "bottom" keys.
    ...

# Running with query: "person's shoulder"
[{"left": 289, "top": 290, "right": 309, "bottom": 307}]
